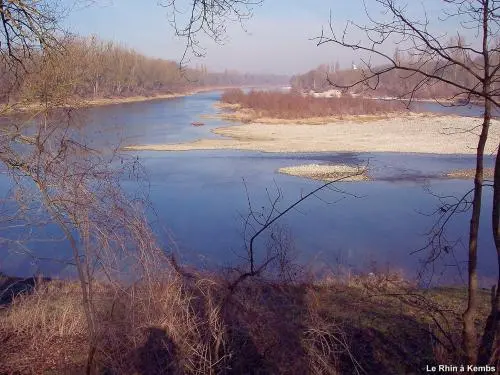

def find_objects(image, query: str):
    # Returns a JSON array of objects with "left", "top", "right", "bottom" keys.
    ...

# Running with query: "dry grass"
[
  {"left": 1, "top": 281, "right": 87, "bottom": 338},
  {"left": 214, "top": 106, "right": 394, "bottom": 125},
  {"left": 0, "top": 270, "right": 483, "bottom": 374},
  {"left": 220, "top": 89, "right": 404, "bottom": 120},
  {"left": 0, "top": 281, "right": 90, "bottom": 373},
  {"left": 0, "top": 274, "right": 229, "bottom": 374}
]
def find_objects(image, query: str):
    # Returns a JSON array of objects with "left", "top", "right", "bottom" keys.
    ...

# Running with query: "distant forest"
[
  {"left": 0, "top": 36, "right": 289, "bottom": 104},
  {"left": 291, "top": 57, "right": 500, "bottom": 101}
]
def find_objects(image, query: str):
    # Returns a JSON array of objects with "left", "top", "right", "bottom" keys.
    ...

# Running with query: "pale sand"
[
  {"left": 86, "top": 87, "right": 250, "bottom": 108},
  {"left": 125, "top": 114, "right": 499, "bottom": 155},
  {"left": 83, "top": 93, "right": 186, "bottom": 107},
  {"left": 1, "top": 93, "right": 187, "bottom": 114},
  {"left": 1, "top": 86, "right": 250, "bottom": 114},
  {"left": 446, "top": 168, "right": 495, "bottom": 179},
  {"left": 278, "top": 164, "right": 369, "bottom": 182}
]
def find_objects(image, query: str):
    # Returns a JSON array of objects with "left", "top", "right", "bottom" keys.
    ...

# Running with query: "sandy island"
[
  {"left": 278, "top": 164, "right": 370, "bottom": 182},
  {"left": 446, "top": 168, "right": 495, "bottom": 179},
  {"left": 278, "top": 165, "right": 495, "bottom": 182},
  {"left": 126, "top": 113, "right": 499, "bottom": 155}
]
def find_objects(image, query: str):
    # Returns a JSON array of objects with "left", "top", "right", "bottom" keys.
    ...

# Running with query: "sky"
[{"left": 61, "top": 0, "right": 468, "bottom": 75}]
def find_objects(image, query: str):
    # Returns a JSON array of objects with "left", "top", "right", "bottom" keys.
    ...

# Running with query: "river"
[{"left": 0, "top": 91, "right": 496, "bottom": 285}]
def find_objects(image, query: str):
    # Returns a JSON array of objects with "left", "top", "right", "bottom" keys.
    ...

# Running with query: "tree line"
[
  {"left": 292, "top": 48, "right": 500, "bottom": 102},
  {"left": 0, "top": 35, "right": 288, "bottom": 105}
]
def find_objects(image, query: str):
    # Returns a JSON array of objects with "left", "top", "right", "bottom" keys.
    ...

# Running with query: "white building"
[{"left": 310, "top": 89, "right": 342, "bottom": 98}]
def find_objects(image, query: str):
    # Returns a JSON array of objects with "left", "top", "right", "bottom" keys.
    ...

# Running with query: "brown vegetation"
[
  {"left": 0, "top": 271, "right": 487, "bottom": 374},
  {"left": 291, "top": 57, "right": 500, "bottom": 102},
  {"left": 220, "top": 89, "right": 403, "bottom": 119},
  {"left": 0, "top": 36, "right": 288, "bottom": 107}
]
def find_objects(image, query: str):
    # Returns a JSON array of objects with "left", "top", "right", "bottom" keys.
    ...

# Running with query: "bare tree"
[
  {"left": 0, "top": 0, "right": 61, "bottom": 62},
  {"left": 227, "top": 168, "right": 366, "bottom": 294},
  {"left": 0, "top": 1, "right": 270, "bottom": 373},
  {"left": 0, "top": 106, "right": 167, "bottom": 372},
  {"left": 314, "top": 0, "right": 499, "bottom": 365}
]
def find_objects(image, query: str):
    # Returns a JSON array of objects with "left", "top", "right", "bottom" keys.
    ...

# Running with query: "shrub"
[{"left": 221, "top": 89, "right": 403, "bottom": 119}]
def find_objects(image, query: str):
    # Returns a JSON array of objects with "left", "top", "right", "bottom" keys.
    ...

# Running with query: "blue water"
[
  {"left": 131, "top": 151, "right": 495, "bottom": 284},
  {"left": 411, "top": 101, "right": 500, "bottom": 118},
  {"left": 0, "top": 92, "right": 496, "bottom": 285},
  {"left": 78, "top": 91, "right": 229, "bottom": 147}
]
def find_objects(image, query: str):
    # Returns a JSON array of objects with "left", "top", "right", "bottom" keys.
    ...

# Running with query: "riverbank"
[
  {"left": 126, "top": 113, "right": 500, "bottom": 155},
  {"left": 0, "top": 92, "right": 188, "bottom": 114},
  {"left": 0, "top": 86, "right": 263, "bottom": 114},
  {"left": 0, "top": 271, "right": 488, "bottom": 374},
  {"left": 84, "top": 86, "right": 256, "bottom": 108},
  {"left": 83, "top": 92, "right": 188, "bottom": 107}
]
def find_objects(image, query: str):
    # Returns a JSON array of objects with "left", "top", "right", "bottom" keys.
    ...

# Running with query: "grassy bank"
[{"left": 0, "top": 271, "right": 489, "bottom": 374}]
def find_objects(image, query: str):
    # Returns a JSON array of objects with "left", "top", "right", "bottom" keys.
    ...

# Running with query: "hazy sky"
[{"left": 62, "top": 0, "right": 461, "bottom": 75}]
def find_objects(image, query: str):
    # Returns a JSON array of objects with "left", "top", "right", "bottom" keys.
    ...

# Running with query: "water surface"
[{"left": 0, "top": 91, "right": 496, "bottom": 285}]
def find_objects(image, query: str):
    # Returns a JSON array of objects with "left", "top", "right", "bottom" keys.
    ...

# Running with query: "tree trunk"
[
  {"left": 478, "top": 141, "right": 500, "bottom": 365},
  {"left": 462, "top": 2, "right": 491, "bottom": 363},
  {"left": 493, "top": 141, "right": 500, "bottom": 264},
  {"left": 462, "top": 99, "right": 491, "bottom": 364},
  {"left": 37, "top": 181, "right": 97, "bottom": 374}
]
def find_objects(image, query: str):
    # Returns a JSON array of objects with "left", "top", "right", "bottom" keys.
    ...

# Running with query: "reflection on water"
[
  {"left": 80, "top": 91, "right": 230, "bottom": 147},
  {"left": 0, "top": 91, "right": 496, "bottom": 285}
]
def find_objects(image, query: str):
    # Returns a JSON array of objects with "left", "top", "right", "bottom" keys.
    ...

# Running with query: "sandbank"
[{"left": 125, "top": 114, "right": 499, "bottom": 155}]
